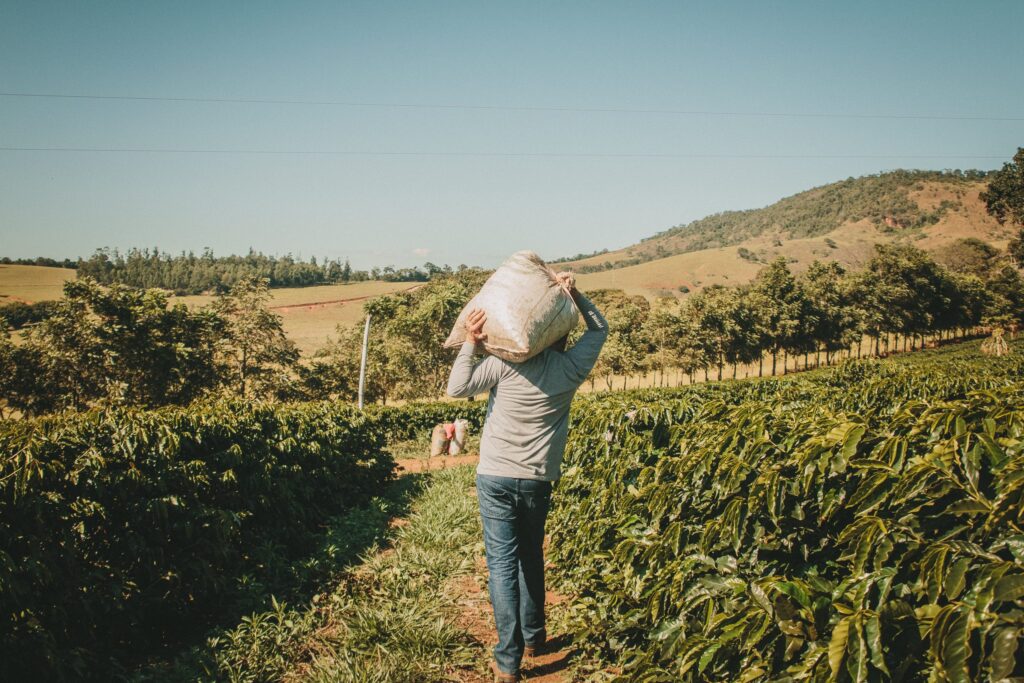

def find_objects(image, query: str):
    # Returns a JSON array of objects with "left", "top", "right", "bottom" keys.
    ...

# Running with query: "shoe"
[
  {"left": 524, "top": 631, "right": 547, "bottom": 658},
  {"left": 490, "top": 660, "right": 520, "bottom": 683}
]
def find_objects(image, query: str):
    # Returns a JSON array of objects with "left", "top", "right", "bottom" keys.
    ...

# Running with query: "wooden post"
[{"left": 358, "top": 314, "right": 371, "bottom": 410}]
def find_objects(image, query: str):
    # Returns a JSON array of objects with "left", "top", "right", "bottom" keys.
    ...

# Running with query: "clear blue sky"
[{"left": 1, "top": 1, "right": 1022, "bottom": 270}]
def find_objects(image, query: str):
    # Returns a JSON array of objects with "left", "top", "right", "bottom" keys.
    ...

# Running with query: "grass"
[
  {"left": 133, "top": 466, "right": 484, "bottom": 683},
  {"left": 126, "top": 472, "right": 424, "bottom": 682}
]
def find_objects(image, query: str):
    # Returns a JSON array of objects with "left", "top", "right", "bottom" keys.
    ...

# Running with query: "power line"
[
  {"left": 1, "top": 91, "right": 1022, "bottom": 122},
  {"left": 0, "top": 146, "right": 1008, "bottom": 159}
]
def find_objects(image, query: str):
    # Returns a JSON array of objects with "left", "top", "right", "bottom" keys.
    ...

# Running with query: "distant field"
[
  {"left": 171, "top": 281, "right": 419, "bottom": 354},
  {"left": 1, "top": 267, "right": 418, "bottom": 356},
  {"left": 170, "top": 280, "right": 415, "bottom": 309},
  {"left": 0, "top": 265, "right": 76, "bottom": 303}
]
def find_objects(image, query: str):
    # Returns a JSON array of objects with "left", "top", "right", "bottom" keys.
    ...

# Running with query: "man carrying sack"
[{"left": 446, "top": 269, "right": 608, "bottom": 683}]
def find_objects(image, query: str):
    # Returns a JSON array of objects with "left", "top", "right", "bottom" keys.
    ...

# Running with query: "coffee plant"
[
  {"left": 550, "top": 348, "right": 1024, "bottom": 681},
  {"left": 0, "top": 399, "right": 395, "bottom": 680}
]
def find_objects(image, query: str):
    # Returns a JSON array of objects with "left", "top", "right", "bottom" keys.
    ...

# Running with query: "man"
[{"left": 446, "top": 272, "right": 608, "bottom": 683}]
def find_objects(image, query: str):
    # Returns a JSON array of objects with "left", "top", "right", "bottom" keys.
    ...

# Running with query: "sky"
[{"left": 1, "top": 1, "right": 1022, "bottom": 270}]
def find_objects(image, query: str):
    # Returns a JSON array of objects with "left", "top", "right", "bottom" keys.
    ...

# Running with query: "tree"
[
  {"left": 848, "top": 244, "right": 948, "bottom": 355},
  {"left": 937, "top": 272, "right": 988, "bottom": 338},
  {"left": 933, "top": 238, "right": 1002, "bottom": 278},
  {"left": 798, "top": 261, "right": 857, "bottom": 366},
  {"left": 310, "top": 269, "right": 490, "bottom": 403},
  {"left": 4, "top": 278, "right": 224, "bottom": 415},
  {"left": 723, "top": 286, "right": 764, "bottom": 379},
  {"left": 984, "top": 266, "right": 1024, "bottom": 329},
  {"left": 585, "top": 289, "right": 648, "bottom": 389},
  {"left": 0, "top": 320, "right": 16, "bottom": 418},
  {"left": 982, "top": 147, "right": 1024, "bottom": 269},
  {"left": 211, "top": 276, "right": 298, "bottom": 399},
  {"left": 683, "top": 285, "right": 735, "bottom": 381},
  {"left": 1009, "top": 230, "right": 1024, "bottom": 269},
  {"left": 981, "top": 147, "right": 1024, "bottom": 227},
  {"left": 750, "top": 258, "right": 803, "bottom": 375},
  {"left": 643, "top": 298, "right": 682, "bottom": 386}
]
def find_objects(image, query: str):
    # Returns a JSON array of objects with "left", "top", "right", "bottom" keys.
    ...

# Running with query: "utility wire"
[
  {"left": 1, "top": 91, "right": 1022, "bottom": 122},
  {"left": 0, "top": 146, "right": 1008, "bottom": 159}
]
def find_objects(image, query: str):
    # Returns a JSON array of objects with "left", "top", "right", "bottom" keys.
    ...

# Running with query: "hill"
[{"left": 564, "top": 170, "right": 1016, "bottom": 298}]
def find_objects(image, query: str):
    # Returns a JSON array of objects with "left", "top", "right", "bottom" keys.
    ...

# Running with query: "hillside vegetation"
[{"left": 566, "top": 170, "right": 1015, "bottom": 299}]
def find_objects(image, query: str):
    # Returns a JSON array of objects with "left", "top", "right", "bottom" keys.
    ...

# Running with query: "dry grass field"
[
  {"left": 0, "top": 264, "right": 76, "bottom": 303},
  {"left": 171, "top": 281, "right": 420, "bottom": 354}
]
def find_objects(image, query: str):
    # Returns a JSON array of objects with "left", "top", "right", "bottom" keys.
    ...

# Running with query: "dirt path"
[
  {"left": 453, "top": 484, "right": 578, "bottom": 682},
  {"left": 391, "top": 459, "right": 581, "bottom": 680}
]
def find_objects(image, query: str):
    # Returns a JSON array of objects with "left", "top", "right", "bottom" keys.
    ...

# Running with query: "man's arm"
[
  {"left": 447, "top": 341, "right": 504, "bottom": 398},
  {"left": 560, "top": 290, "right": 608, "bottom": 385}
]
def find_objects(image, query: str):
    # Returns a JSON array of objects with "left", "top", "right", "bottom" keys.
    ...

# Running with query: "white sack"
[
  {"left": 448, "top": 418, "right": 469, "bottom": 455},
  {"left": 444, "top": 251, "right": 579, "bottom": 362},
  {"left": 430, "top": 424, "right": 449, "bottom": 457}
]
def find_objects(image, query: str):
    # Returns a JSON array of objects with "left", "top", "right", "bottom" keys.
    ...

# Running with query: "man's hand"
[
  {"left": 465, "top": 308, "right": 488, "bottom": 345},
  {"left": 555, "top": 270, "right": 576, "bottom": 293}
]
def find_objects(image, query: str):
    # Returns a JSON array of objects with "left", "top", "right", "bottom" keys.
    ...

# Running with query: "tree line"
[
  {"left": 0, "top": 256, "right": 77, "bottom": 269},
  {"left": 593, "top": 242, "right": 1021, "bottom": 388},
  {"left": 74, "top": 247, "right": 471, "bottom": 294}
]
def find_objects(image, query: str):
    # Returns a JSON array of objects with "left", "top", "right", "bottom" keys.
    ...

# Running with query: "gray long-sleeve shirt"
[{"left": 446, "top": 292, "right": 608, "bottom": 481}]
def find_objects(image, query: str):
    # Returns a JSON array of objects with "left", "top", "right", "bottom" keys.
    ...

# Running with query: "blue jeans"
[{"left": 475, "top": 473, "right": 552, "bottom": 676}]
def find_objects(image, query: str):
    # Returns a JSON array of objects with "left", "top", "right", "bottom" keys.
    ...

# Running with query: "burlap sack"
[{"left": 444, "top": 251, "right": 579, "bottom": 362}]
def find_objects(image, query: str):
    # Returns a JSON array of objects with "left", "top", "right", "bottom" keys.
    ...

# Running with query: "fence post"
[{"left": 358, "top": 314, "right": 371, "bottom": 410}]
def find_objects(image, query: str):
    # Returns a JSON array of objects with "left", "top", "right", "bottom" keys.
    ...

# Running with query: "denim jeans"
[{"left": 475, "top": 473, "right": 552, "bottom": 676}]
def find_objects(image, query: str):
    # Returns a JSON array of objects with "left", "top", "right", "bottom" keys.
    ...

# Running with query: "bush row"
[
  {"left": 0, "top": 399, "right": 395, "bottom": 680},
  {"left": 550, "top": 350, "right": 1024, "bottom": 681}
]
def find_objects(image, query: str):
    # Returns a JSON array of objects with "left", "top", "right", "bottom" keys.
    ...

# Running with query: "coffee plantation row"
[
  {"left": 549, "top": 339, "right": 1024, "bottom": 681},
  {"left": 0, "top": 398, "right": 486, "bottom": 680},
  {"left": 3, "top": 337, "right": 1021, "bottom": 680}
]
